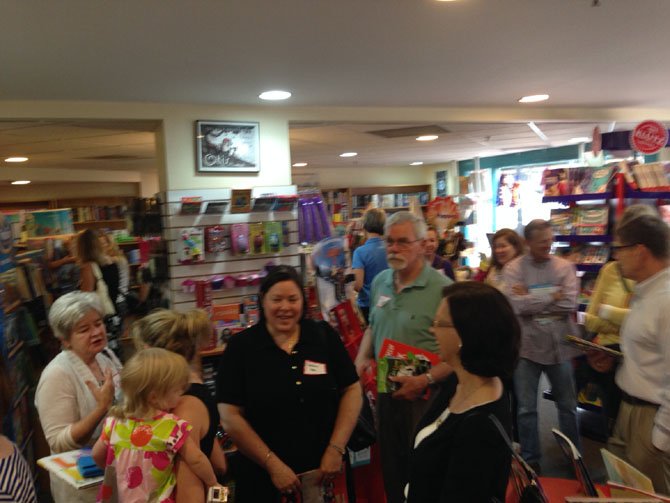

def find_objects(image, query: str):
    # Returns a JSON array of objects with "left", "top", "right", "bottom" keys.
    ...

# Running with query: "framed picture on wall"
[{"left": 195, "top": 120, "right": 260, "bottom": 173}]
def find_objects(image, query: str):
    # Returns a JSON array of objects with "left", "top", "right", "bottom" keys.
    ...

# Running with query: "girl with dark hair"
[
  {"left": 406, "top": 282, "right": 520, "bottom": 502},
  {"left": 217, "top": 266, "right": 362, "bottom": 501}
]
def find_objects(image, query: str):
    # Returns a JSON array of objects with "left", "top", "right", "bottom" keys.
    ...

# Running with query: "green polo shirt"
[{"left": 369, "top": 263, "right": 452, "bottom": 358}]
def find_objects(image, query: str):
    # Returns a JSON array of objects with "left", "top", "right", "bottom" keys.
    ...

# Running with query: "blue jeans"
[{"left": 514, "top": 358, "right": 582, "bottom": 464}]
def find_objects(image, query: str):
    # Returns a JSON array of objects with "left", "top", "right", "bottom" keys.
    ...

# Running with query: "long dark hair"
[{"left": 258, "top": 265, "right": 307, "bottom": 323}]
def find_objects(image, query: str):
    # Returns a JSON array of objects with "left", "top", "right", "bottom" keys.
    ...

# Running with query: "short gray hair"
[
  {"left": 48, "top": 291, "right": 104, "bottom": 341},
  {"left": 384, "top": 211, "right": 427, "bottom": 240},
  {"left": 523, "top": 219, "right": 552, "bottom": 241}
]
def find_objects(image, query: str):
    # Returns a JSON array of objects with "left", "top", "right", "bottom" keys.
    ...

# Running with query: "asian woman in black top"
[
  {"left": 406, "top": 282, "right": 520, "bottom": 502},
  {"left": 217, "top": 265, "right": 362, "bottom": 502}
]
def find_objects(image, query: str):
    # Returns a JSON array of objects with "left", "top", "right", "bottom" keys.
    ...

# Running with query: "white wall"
[
  {"left": 0, "top": 182, "right": 139, "bottom": 202},
  {"left": 293, "top": 164, "right": 432, "bottom": 189}
]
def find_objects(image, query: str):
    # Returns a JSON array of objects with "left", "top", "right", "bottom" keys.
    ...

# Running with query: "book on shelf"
[
  {"left": 204, "top": 201, "right": 228, "bottom": 214},
  {"left": 37, "top": 449, "right": 103, "bottom": 490},
  {"left": 550, "top": 208, "right": 574, "bottom": 235},
  {"left": 180, "top": 196, "right": 203, "bottom": 215},
  {"left": 574, "top": 204, "right": 609, "bottom": 235},
  {"left": 377, "top": 339, "right": 439, "bottom": 394}
]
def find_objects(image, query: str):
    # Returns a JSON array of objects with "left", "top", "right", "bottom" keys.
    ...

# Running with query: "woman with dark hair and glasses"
[
  {"left": 405, "top": 282, "right": 520, "bottom": 502},
  {"left": 217, "top": 266, "right": 362, "bottom": 501}
]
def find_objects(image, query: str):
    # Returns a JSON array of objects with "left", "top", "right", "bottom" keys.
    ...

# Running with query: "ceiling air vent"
[
  {"left": 367, "top": 125, "right": 450, "bottom": 139},
  {"left": 78, "top": 155, "right": 151, "bottom": 160}
]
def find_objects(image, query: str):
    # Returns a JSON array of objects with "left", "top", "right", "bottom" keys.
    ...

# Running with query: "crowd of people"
[{"left": 0, "top": 204, "right": 667, "bottom": 502}]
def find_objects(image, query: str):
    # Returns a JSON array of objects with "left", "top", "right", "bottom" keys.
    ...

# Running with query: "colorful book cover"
[
  {"left": 279, "top": 469, "right": 348, "bottom": 503},
  {"left": 589, "top": 166, "right": 614, "bottom": 193},
  {"left": 180, "top": 196, "right": 203, "bottom": 215},
  {"left": 37, "top": 449, "right": 103, "bottom": 490},
  {"left": 377, "top": 339, "right": 440, "bottom": 394},
  {"left": 211, "top": 303, "right": 243, "bottom": 345},
  {"left": 575, "top": 205, "right": 609, "bottom": 235},
  {"left": 549, "top": 208, "right": 574, "bottom": 235}
]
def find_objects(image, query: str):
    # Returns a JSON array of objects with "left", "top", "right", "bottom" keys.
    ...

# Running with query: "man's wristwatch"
[{"left": 425, "top": 371, "right": 435, "bottom": 386}]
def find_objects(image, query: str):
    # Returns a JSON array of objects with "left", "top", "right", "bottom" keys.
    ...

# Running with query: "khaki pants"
[{"left": 608, "top": 400, "right": 670, "bottom": 494}]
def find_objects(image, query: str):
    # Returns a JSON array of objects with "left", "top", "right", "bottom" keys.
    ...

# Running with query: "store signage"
[{"left": 630, "top": 120, "right": 669, "bottom": 155}]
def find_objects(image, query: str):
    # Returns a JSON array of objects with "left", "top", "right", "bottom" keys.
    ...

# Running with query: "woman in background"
[
  {"left": 485, "top": 228, "right": 524, "bottom": 290},
  {"left": 78, "top": 229, "right": 122, "bottom": 354},
  {"left": 425, "top": 226, "right": 455, "bottom": 280},
  {"left": 132, "top": 308, "right": 227, "bottom": 502},
  {"left": 406, "top": 282, "right": 520, "bottom": 502}
]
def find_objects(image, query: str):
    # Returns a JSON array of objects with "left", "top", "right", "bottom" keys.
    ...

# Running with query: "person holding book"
[
  {"left": 35, "top": 291, "right": 123, "bottom": 503},
  {"left": 425, "top": 226, "right": 455, "bottom": 281},
  {"left": 484, "top": 228, "right": 524, "bottom": 290},
  {"left": 607, "top": 209, "right": 670, "bottom": 493},
  {"left": 131, "top": 308, "right": 227, "bottom": 503},
  {"left": 502, "top": 219, "right": 581, "bottom": 473},
  {"left": 354, "top": 211, "right": 453, "bottom": 503},
  {"left": 406, "top": 282, "right": 520, "bottom": 502},
  {"left": 0, "top": 359, "right": 38, "bottom": 503},
  {"left": 217, "top": 265, "right": 362, "bottom": 501},
  {"left": 352, "top": 208, "right": 388, "bottom": 323},
  {"left": 92, "top": 348, "right": 219, "bottom": 502}
]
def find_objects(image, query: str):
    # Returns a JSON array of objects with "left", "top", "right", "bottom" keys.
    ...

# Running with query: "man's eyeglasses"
[
  {"left": 611, "top": 243, "right": 638, "bottom": 252},
  {"left": 384, "top": 238, "right": 421, "bottom": 249},
  {"left": 432, "top": 320, "right": 455, "bottom": 329}
]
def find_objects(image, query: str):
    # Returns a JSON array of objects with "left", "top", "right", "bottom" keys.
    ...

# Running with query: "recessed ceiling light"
[
  {"left": 11, "top": 180, "right": 30, "bottom": 185},
  {"left": 339, "top": 152, "right": 357, "bottom": 158},
  {"left": 416, "top": 135, "right": 438, "bottom": 142},
  {"left": 410, "top": 161, "right": 424, "bottom": 166},
  {"left": 259, "top": 90, "right": 292, "bottom": 101},
  {"left": 5, "top": 157, "right": 28, "bottom": 163},
  {"left": 569, "top": 137, "right": 591, "bottom": 143},
  {"left": 518, "top": 94, "right": 549, "bottom": 103},
  {"left": 292, "top": 162, "right": 308, "bottom": 167}
]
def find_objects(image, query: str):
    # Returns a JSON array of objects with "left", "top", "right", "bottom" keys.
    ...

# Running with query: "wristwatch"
[{"left": 425, "top": 371, "right": 435, "bottom": 386}]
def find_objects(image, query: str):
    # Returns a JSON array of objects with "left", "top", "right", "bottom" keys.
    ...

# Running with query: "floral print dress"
[{"left": 97, "top": 411, "right": 191, "bottom": 503}]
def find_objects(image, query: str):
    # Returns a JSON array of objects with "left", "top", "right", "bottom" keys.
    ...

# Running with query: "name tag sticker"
[
  {"left": 376, "top": 295, "right": 391, "bottom": 308},
  {"left": 304, "top": 360, "right": 327, "bottom": 375}
]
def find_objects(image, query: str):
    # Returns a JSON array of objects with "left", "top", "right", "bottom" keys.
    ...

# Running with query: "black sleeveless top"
[
  {"left": 99, "top": 262, "right": 120, "bottom": 305},
  {"left": 184, "top": 383, "right": 219, "bottom": 457}
]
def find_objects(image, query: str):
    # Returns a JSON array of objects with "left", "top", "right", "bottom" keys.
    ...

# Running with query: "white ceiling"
[{"left": 0, "top": 0, "right": 669, "bottom": 175}]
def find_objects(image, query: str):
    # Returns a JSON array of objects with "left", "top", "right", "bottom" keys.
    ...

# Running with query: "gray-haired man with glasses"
[{"left": 354, "top": 211, "right": 452, "bottom": 503}]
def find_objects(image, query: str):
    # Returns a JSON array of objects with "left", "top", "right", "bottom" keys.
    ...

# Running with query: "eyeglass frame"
[
  {"left": 384, "top": 238, "right": 422, "bottom": 249},
  {"left": 611, "top": 243, "right": 639, "bottom": 252}
]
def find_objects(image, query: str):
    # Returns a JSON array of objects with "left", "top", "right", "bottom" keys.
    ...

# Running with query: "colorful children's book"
[
  {"left": 574, "top": 205, "right": 609, "bottom": 235},
  {"left": 278, "top": 469, "right": 348, "bottom": 503},
  {"left": 589, "top": 166, "right": 615, "bottom": 193},
  {"left": 177, "top": 227, "right": 204, "bottom": 264},
  {"left": 180, "top": 196, "right": 203, "bottom": 215},
  {"left": 377, "top": 339, "right": 440, "bottom": 394},
  {"left": 550, "top": 208, "right": 574, "bottom": 235},
  {"left": 37, "top": 449, "right": 103, "bottom": 490},
  {"left": 601, "top": 448, "right": 655, "bottom": 494}
]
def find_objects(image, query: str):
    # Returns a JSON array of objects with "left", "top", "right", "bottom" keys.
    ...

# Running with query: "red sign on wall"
[{"left": 630, "top": 120, "right": 668, "bottom": 155}]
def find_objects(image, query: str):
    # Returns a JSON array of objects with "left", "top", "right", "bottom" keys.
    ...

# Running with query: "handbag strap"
[{"left": 488, "top": 414, "right": 542, "bottom": 481}]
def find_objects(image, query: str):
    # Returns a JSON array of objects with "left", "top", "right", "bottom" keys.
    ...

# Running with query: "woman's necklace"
[
  {"left": 436, "top": 380, "right": 491, "bottom": 427},
  {"left": 281, "top": 333, "right": 299, "bottom": 354}
]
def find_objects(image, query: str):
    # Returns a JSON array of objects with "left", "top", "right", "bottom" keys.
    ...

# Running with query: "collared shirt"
[
  {"left": 352, "top": 237, "right": 388, "bottom": 308},
  {"left": 503, "top": 254, "right": 579, "bottom": 364},
  {"left": 369, "top": 263, "right": 452, "bottom": 358},
  {"left": 217, "top": 319, "right": 358, "bottom": 474},
  {"left": 615, "top": 267, "right": 670, "bottom": 452}
]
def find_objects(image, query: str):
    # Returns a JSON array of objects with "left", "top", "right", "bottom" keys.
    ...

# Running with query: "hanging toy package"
[
  {"left": 230, "top": 223, "right": 250, "bottom": 255},
  {"left": 264, "top": 221, "right": 283, "bottom": 253},
  {"left": 205, "top": 225, "right": 228, "bottom": 253},
  {"left": 178, "top": 227, "right": 205, "bottom": 264},
  {"left": 248, "top": 222, "right": 265, "bottom": 254}
]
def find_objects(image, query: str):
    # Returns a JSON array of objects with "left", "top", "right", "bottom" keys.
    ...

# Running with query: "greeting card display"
[{"left": 178, "top": 227, "right": 204, "bottom": 264}]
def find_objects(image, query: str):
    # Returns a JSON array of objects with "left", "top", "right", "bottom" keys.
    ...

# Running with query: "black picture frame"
[{"left": 195, "top": 120, "right": 260, "bottom": 173}]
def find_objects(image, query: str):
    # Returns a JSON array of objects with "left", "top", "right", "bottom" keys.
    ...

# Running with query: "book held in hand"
[
  {"left": 279, "top": 469, "right": 348, "bottom": 503},
  {"left": 38, "top": 449, "right": 104, "bottom": 490},
  {"left": 565, "top": 335, "right": 623, "bottom": 359},
  {"left": 377, "top": 339, "right": 440, "bottom": 394}
]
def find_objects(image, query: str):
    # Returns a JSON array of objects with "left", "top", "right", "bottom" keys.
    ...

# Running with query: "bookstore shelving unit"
[{"left": 324, "top": 185, "right": 431, "bottom": 221}]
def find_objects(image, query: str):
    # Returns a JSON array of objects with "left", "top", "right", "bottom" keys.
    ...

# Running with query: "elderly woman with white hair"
[{"left": 35, "top": 291, "right": 122, "bottom": 502}]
